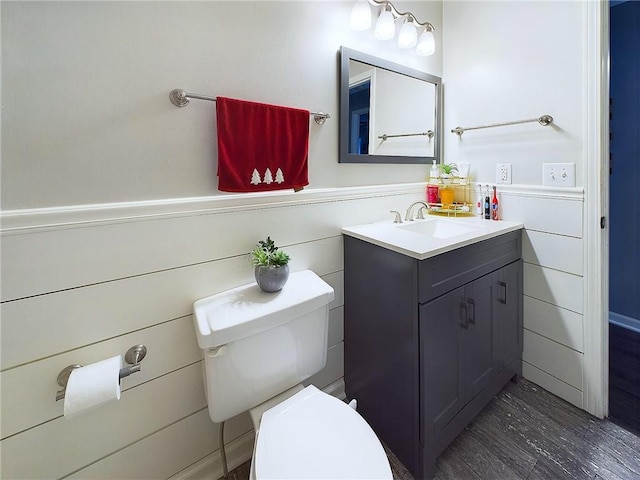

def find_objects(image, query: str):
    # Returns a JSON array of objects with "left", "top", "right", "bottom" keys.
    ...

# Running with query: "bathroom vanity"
[{"left": 343, "top": 218, "right": 523, "bottom": 480}]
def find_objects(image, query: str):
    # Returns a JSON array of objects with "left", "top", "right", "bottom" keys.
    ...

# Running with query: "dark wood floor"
[{"left": 221, "top": 379, "right": 640, "bottom": 480}]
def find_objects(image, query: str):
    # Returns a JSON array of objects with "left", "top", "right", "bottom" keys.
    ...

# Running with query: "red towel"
[{"left": 216, "top": 97, "right": 310, "bottom": 193}]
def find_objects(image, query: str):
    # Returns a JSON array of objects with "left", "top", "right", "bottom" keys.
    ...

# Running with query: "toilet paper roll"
[{"left": 64, "top": 355, "right": 122, "bottom": 419}]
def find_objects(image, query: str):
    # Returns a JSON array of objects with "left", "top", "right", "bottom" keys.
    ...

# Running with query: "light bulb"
[
  {"left": 397, "top": 18, "right": 417, "bottom": 48},
  {"left": 416, "top": 29, "right": 435, "bottom": 56},
  {"left": 374, "top": 7, "right": 395, "bottom": 40},
  {"left": 350, "top": 0, "right": 371, "bottom": 31}
]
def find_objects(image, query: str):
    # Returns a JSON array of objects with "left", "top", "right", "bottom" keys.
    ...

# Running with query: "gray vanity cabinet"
[
  {"left": 421, "top": 272, "right": 495, "bottom": 439},
  {"left": 494, "top": 260, "right": 522, "bottom": 372},
  {"left": 344, "top": 229, "right": 522, "bottom": 480}
]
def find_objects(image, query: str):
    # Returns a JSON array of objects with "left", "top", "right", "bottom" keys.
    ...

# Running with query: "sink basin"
[
  {"left": 397, "top": 219, "right": 483, "bottom": 239},
  {"left": 342, "top": 216, "right": 523, "bottom": 260}
]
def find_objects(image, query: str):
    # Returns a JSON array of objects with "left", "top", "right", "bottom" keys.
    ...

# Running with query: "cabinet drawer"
[{"left": 418, "top": 230, "right": 522, "bottom": 304}]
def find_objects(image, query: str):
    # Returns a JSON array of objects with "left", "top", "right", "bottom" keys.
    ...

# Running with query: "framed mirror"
[{"left": 339, "top": 46, "right": 441, "bottom": 164}]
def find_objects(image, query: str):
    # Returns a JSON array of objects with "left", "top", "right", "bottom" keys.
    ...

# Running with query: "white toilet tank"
[{"left": 193, "top": 270, "right": 335, "bottom": 423}]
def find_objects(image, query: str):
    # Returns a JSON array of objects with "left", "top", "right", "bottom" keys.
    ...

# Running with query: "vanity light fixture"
[
  {"left": 374, "top": 4, "right": 396, "bottom": 40},
  {"left": 397, "top": 17, "right": 418, "bottom": 49},
  {"left": 416, "top": 27, "right": 435, "bottom": 56},
  {"left": 350, "top": 0, "right": 372, "bottom": 31},
  {"left": 349, "top": 0, "right": 435, "bottom": 56}
]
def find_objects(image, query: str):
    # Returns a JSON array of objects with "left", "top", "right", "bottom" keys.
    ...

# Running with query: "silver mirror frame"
[{"left": 339, "top": 46, "right": 441, "bottom": 164}]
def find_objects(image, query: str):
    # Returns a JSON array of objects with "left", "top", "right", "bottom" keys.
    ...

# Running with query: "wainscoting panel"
[
  {"left": 523, "top": 263, "right": 583, "bottom": 314},
  {"left": 66, "top": 409, "right": 227, "bottom": 480},
  {"left": 523, "top": 329, "right": 583, "bottom": 390},
  {"left": 306, "top": 343, "right": 344, "bottom": 392},
  {"left": 1, "top": 185, "right": 420, "bottom": 480},
  {"left": 0, "top": 315, "right": 200, "bottom": 439},
  {"left": 1, "top": 363, "right": 206, "bottom": 479},
  {"left": 499, "top": 188, "right": 583, "bottom": 238},
  {"left": 499, "top": 187, "right": 585, "bottom": 411},
  {"left": 523, "top": 229, "right": 584, "bottom": 276},
  {"left": 1, "top": 184, "right": 591, "bottom": 479},
  {"left": 523, "top": 296, "right": 584, "bottom": 353},
  {"left": 1, "top": 237, "right": 343, "bottom": 370},
  {"left": 522, "top": 361, "right": 584, "bottom": 409},
  {"left": 328, "top": 306, "right": 345, "bottom": 347},
  {"left": 1, "top": 188, "right": 419, "bottom": 302}
]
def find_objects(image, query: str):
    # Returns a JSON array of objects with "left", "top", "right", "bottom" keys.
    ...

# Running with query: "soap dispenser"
[{"left": 430, "top": 161, "right": 439, "bottom": 182}]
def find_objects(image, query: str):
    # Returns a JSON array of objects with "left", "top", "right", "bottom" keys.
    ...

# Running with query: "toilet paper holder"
[{"left": 55, "top": 344, "right": 147, "bottom": 401}]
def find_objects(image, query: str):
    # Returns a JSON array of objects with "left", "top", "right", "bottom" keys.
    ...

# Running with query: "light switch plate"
[
  {"left": 543, "top": 163, "right": 575, "bottom": 187},
  {"left": 496, "top": 163, "right": 512, "bottom": 184}
]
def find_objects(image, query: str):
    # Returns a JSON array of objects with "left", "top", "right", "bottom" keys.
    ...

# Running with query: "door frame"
[{"left": 583, "top": 0, "right": 609, "bottom": 419}]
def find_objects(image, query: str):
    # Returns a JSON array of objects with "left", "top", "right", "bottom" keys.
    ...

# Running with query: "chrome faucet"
[{"left": 404, "top": 201, "right": 430, "bottom": 221}]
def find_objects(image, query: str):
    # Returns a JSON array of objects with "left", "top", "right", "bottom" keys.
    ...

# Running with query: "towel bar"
[
  {"left": 378, "top": 130, "right": 434, "bottom": 141},
  {"left": 451, "top": 115, "right": 553, "bottom": 136},
  {"left": 169, "top": 89, "right": 330, "bottom": 125}
]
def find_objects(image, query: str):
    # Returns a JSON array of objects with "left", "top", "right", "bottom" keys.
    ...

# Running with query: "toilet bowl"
[
  {"left": 193, "top": 270, "right": 392, "bottom": 479},
  {"left": 250, "top": 385, "right": 392, "bottom": 479}
]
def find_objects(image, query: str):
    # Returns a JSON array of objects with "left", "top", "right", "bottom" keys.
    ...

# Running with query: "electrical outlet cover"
[{"left": 496, "top": 163, "right": 512, "bottom": 184}]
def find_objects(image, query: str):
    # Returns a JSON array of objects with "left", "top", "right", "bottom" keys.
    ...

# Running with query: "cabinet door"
[
  {"left": 493, "top": 260, "right": 523, "bottom": 372},
  {"left": 463, "top": 273, "right": 494, "bottom": 402},
  {"left": 420, "top": 286, "right": 465, "bottom": 438}
]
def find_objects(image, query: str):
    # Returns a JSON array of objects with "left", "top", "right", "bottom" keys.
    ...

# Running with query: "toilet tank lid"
[{"left": 193, "top": 270, "right": 335, "bottom": 349}]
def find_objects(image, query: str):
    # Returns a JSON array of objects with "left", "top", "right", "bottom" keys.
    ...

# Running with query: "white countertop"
[{"left": 342, "top": 216, "right": 524, "bottom": 260}]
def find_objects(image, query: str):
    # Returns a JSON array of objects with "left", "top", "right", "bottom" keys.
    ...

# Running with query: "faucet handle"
[
  {"left": 390, "top": 210, "right": 403, "bottom": 223},
  {"left": 416, "top": 206, "right": 426, "bottom": 220}
]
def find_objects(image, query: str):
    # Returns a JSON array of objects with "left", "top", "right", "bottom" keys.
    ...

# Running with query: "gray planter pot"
[{"left": 254, "top": 264, "right": 290, "bottom": 292}]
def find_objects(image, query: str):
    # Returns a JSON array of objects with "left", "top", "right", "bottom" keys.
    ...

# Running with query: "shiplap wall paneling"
[
  {"left": 522, "top": 361, "right": 584, "bottom": 408},
  {"left": 0, "top": 316, "right": 200, "bottom": 440},
  {"left": 1, "top": 236, "right": 343, "bottom": 370},
  {"left": 1, "top": 308, "right": 346, "bottom": 480},
  {"left": 66, "top": 409, "right": 249, "bottom": 480},
  {"left": 523, "top": 329, "right": 583, "bottom": 390},
  {"left": 523, "top": 229, "right": 584, "bottom": 275},
  {"left": 1, "top": 190, "right": 420, "bottom": 302},
  {"left": 524, "top": 264, "right": 583, "bottom": 314},
  {"left": 504, "top": 190, "right": 585, "bottom": 409},
  {"left": 1, "top": 363, "right": 207, "bottom": 479},
  {"left": 499, "top": 191, "right": 583, "bottom": 237},
  {"left": 172, "top": 430, "right": 256, "bottom": 480},
  {"left": 63, "top": 343, "right": 346, "bottom": 480},
  {"left": 523, "top": 296, "right": 584, "bottom": 353},
  {"left": 1, "top": 301, "right": 344, "bottom": 442}
]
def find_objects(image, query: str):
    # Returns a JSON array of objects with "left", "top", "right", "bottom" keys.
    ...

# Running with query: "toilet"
[{"left": 193, "top": 270, "right": 392, "bottom": 479}]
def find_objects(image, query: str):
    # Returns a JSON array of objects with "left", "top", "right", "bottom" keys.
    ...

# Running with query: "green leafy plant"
[
  {"left": 440, "top": 163, "right": 459, "bottom": 176},
  {"left": 250, "top": 237, "right": 290, "bottom": 267}
]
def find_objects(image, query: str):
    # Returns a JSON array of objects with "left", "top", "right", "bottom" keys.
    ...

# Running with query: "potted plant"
[
  {"left": 250, "top": 236, "right": 291, "bottom": 292},
  {"left": 439, "top": 163, "right": 459, "bottom": 184}
]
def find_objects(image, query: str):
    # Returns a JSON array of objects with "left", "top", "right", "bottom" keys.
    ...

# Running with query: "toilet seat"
[{"left": 253, "top": 385, "right": 392, "bottom": 480}]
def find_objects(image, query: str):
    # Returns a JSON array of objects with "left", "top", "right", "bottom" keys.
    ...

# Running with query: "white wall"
[
  {"left": 1, "top": 2, "right": 443, "bottom": 479},
  {"left": 1, "top": 1, "right": 442, "bottom": 210},
  {"left": 443, "top": 1, "right": 591, "bottom": 409}
]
